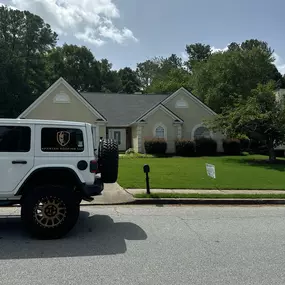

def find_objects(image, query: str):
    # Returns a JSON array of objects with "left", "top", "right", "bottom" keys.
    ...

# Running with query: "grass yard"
[
  {"left": 134, "top": 193, "right": 285, "bottom": 199},
  {"left": 118, "top": 155, "right": 285, "bottom": 190}
]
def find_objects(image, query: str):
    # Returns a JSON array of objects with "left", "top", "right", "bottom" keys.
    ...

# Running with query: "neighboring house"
[{"left": 18, "top": 77, "right": 224, "bottom": 153}]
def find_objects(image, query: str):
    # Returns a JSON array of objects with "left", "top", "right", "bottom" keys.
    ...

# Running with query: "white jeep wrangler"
[{"left": 0, "top": 119, "right": 119, "bottom": 239}]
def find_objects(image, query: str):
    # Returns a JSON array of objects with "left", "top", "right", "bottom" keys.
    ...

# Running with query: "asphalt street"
[{"left": 1, "top": 205, "right": 285, "bottom": 285}]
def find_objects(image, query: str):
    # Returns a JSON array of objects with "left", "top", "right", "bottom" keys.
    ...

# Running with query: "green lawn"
[
  {"left": 118, "top": 155, "right": 285, "bottom": 190},
  {"left": 134, "top": 193, "right": 285, "bottom": 199}
]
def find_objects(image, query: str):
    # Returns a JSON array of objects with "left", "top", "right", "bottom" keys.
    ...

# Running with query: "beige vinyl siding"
[
  {"left": 164, "top": 90, "right": 224, "bottom": 152},
  {"left": 24, "top": 84, "right": 100, "bottom": 124},
  {"left": 99, "top": 126, "right": 106, "bottom": 138},
  {"left": 143, "top": 109, "right": 177, "bottom": 153}
]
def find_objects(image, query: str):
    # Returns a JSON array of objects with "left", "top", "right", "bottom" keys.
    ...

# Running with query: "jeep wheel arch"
[{"left": 17, "top": 167, "right": 84, "bottom": 197}]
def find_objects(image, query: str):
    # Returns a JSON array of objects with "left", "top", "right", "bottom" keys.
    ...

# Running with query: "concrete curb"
[
  {"left": 130, "top": 198, "right": 285, "bottom": 205},
  {"left": 4, "top": 199, "right": 285, "bottom": 207}
]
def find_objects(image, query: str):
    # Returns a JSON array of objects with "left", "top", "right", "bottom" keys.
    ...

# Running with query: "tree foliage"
[
  {"left": 191, "top": 40, "right": 282, "bottom": 113},
  {"left": 185, "top": 43, "right": 212, "bottom": 70},
  {"left": 206, "top": 82, "right": 285, "bottom": 161},
  {"left": 136, "top": 54, "right": 192, "bottom": 94},
  {"left": 118, "top": 67, "right": 140, "bottom": 93},
  {"left": 0, "top": 5, "right": 57, "bottom": 117},
  {"left": 46, "top": 44, "right": 101, "bottom": 92}
]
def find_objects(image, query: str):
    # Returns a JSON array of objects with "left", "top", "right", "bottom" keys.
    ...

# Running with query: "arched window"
[
  {"left": 194, "top": 126, "right": 211, "bottom": 139},
  {"left": 155, "top": 126, "right": 165, "bottom": 139}
]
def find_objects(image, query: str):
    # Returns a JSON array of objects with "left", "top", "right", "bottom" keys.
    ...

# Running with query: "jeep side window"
[
  {"left": 0, "top": 126, "right": 31, "bottom": 152},
  {"left": 41, "top": 128, "right": 84, "bottom": 152}
]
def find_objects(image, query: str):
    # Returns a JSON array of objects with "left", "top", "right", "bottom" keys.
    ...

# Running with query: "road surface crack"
[{"left": 176, "top": 216, "right": 217, "bottom": 255}]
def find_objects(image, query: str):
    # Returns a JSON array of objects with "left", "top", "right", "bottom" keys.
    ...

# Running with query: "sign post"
[{"left": 143, "top": 164, "right": 151, "bottom": 194}]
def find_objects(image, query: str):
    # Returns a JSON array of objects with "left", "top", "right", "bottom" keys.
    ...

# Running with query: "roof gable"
[
  {"left": 133, "top": 103, "right": 183, "bottom": 124},
  {"left": 161, "top": 87, "right": 217, "bottom": 116},
  {"left": 18, "top": 78, "right": 107, "bottom": 121}
]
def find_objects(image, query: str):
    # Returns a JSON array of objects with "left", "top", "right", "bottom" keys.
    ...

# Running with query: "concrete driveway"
[{"left": 82, "top": 183, "right": 134, "bottom": 205}]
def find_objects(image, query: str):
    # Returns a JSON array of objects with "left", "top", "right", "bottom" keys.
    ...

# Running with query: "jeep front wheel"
[{"left": 21, "top": 185, "right": 79, "bottom": 239}]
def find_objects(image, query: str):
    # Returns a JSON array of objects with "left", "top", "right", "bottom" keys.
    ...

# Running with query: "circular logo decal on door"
[{"left": 56, "top": 131, "right": 71, "bottom": 147}]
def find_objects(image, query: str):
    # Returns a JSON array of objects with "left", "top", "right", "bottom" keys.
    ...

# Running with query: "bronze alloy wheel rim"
[{"left": 33, "top": 196, "right": 67, "bottom": 228}]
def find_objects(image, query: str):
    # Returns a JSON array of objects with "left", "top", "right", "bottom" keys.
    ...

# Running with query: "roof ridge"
[{"left": 81, "top": 91, "right": 169, "bottom": 126}]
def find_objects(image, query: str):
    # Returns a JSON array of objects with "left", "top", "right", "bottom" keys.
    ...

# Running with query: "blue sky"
[{"left": 1, "top": 0, "right": 285, "bottom": 73}]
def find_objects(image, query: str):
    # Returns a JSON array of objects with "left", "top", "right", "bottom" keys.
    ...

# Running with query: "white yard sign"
[{"left": 206, "top": 163, "right": 216, "bottom": 179}]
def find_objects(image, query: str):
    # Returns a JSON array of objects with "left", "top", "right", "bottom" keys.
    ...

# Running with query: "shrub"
[
  {"left": 195, "top": 137, "right": 217, "bottom": 156},
  {"left": 248, "top": 139, "right": 267, "bottom": 154},
  {"left": 240, "top": 138, "right": 250, "bottom": 152},
  {"left": 275, "top": 149, "right": 285, "bottom": 158},
  {"left": 175, "top": 139, "right": 195, "bottom": 157},
  {"left": 144, "top": 138, "right": 167, "bottom": 155},
  {"left": 223, "top": 139, "right": 241, "bottom": 155}
]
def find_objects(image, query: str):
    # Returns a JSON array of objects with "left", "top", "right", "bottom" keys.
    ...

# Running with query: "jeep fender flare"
[{"left": 15, "top": 165, "right": 85, "bottom": 196}]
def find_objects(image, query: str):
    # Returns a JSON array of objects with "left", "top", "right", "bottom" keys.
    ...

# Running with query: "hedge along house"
[{"left": 18, "top": 77, "right": 225, "bottom": 153}]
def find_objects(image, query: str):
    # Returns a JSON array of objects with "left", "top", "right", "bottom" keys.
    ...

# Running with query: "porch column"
[
  {"left": 173, "top": 122, "right": 183, "bottom": 140},
  {"left": 177, "top": 124, "right": 182, "bottom": 139},
  {"left": 137, "top": 125, "right": 144, "bottom": 153}
]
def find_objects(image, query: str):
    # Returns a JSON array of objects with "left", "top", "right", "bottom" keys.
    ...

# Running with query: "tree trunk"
[{"left": 267, "top": 138, "right": 276, "bottom": 162}]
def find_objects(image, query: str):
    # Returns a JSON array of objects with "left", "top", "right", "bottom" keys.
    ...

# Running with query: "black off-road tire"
[
  {"left": 98, "top": 139, "right": 119, "bottom": 183},
  {"left": 21, "top": 185, "right": 80, "bottom": 239}
]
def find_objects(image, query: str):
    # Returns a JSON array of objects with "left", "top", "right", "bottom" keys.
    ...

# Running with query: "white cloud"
[
  {"left": 3, "top": 0, "right": 138, "bottom": 46},
  {"left": 273, "top": 52, "right": 285, "bottom": 75},
  {"left": 181, "top": 51, "right": 188, "bottom": 61},
  {"left": 211, "top": 45, "right": 229, "bottom": 53}
]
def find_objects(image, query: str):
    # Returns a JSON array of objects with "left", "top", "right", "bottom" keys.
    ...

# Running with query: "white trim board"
[
  {"left": 133, "top": 104, "right": 183, "bottom": 124},
  {"left": 162, "top": 87, "right": 217, "bottom": 116},
  {"left": 18, "top": 77, "right": 107, "bottom": 122}
]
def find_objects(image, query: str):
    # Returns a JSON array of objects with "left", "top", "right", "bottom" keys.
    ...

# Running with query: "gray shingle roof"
[{"left": 81, "top": 92, "right": 170, "bottom": 126}]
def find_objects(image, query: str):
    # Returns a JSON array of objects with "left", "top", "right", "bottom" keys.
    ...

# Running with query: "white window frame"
[
  {"left": 153, "top": 123, "right": 167, "bottom": 140},
  {"left": 192, "top": 124, "right": 213, "bottom": 140}
]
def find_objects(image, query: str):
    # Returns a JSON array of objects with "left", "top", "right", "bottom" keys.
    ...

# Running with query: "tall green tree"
[
  {"left": 137, "top": 54, "right": 192, "bottom": 94},
  {"left": 136, "top": 58, "right": 161, "bottom": 90},
  {"left": 207, "top": 82, "right": 285, "bottom": 161},
  {"left": 191, "top": 39, "right": 280, "bottom": 113},
  {"left": 185, "top": 43, "right": 212, "bottom": 70},
  {"left": 99, "top": 59, "right": 122, "bottom": 93},
  {"left": 46, "top": 44, "right": 101, "bottom": 92},
  {"left": 146, "top": 67, "right": 192, "bottom": 94},
  {"left": 0, "top": 6, "right": 58, "bottom": 117},
  {"left": 118, "top": 67, "right": 141, "bottom": 93}
]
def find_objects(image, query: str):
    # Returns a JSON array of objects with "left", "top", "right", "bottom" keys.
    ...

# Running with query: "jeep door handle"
[{"left": 12, "top": 160, "right": 27, "bottom": 164}]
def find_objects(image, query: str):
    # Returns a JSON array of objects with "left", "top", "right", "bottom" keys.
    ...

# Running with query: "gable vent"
[
  {"left": 175, "top": 98, "right": 188, "bottom": 108},
  {"left": 53, "top": 91, "right": 71, "bottom": 104}
]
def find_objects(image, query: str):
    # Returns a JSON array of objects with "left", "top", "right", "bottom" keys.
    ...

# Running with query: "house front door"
[{"left": 108, "top": 129, "right": 126, "bottom": 151}]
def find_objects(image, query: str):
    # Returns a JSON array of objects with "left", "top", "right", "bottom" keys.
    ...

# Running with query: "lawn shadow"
[
  {"left": 0, "top": 211, "right": 147, "bottom": 259},
  {"left": 223, "top": 157, "right": 285, "bottom": 172}
]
